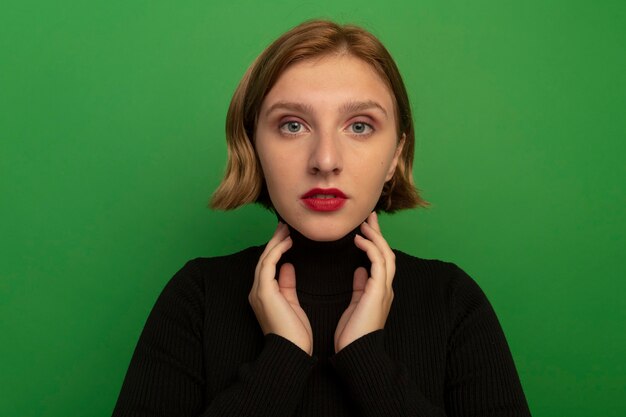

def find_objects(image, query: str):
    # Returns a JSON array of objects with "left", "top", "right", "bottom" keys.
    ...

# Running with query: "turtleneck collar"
[{"left": 276, "top": 223, "right": 371, "bottom": 297}]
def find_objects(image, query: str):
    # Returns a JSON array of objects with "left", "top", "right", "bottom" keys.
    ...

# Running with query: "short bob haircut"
[{"left": 210, "top": 19, "right": 428, "bottom": 212}]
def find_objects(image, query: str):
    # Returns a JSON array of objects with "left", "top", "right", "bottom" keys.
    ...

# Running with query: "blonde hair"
[{"left": 210, "top": 19, "right": 428, "bottom": 212}]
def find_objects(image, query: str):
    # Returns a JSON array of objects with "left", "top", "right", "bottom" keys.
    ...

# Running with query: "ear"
[{"left": 385, "top": 133, "right": 405, "bottom": 181}]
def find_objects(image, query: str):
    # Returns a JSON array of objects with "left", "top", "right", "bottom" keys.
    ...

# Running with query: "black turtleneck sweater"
[{"left": 112, "top": 226, "right": 531, "bottom": 416}]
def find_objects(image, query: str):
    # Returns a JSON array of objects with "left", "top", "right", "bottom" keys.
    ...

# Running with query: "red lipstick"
[{"left": 301, "top": 188, "right": 347, "bottom": 212}]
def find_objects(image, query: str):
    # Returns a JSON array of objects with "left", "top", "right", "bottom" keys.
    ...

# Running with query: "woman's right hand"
[{"left": 249, "top": 222, "right": 313, "bottom": 356}]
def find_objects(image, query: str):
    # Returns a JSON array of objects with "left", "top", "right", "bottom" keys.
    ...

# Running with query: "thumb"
[
  {"left": 351, "top": 267, "right": 368, "bottom": 301},
  {"left": 278, "top": 263, "right": 299, "bottom": 305}
]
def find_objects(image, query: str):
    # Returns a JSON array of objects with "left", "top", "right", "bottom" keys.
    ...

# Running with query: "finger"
[
  {"left": 258, "top": 236, "right": 292, "bottom": 283},
  {"left": 278, "top": 263, "right": 300, "bottom": 306},
  {"left": 360, "top": 221, "right": 396, "bottom": 283},
  {"left": 255, "top": 222, "right": 289, "bottom": 272},
  {"left": 354, "top": 234, "right": 386, "bottom": 285},
  {"left": 259, "top": 222, "right": 290, "bottom": 260},
  {"left": 253, "top": 234, "right": 292, "bottom": 294},
  {"left": 254, "top": 223, "right": 290, "bottom": 280},
  {"left": 334, "top": 268, "right": 367, "bottom": 343},
  {"left": 367, "top": 211, "right": 381, "bottom": 233},
  {"left": 360, "top": 220, "right": 392, "bottom": 257},
  {"left": 352, "top": 267, "right": 368, "bottom": 297}
]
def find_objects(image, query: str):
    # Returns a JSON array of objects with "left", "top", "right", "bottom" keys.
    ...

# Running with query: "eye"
[
  {"left": 279, "top": 121, "right": 305, "bottom": 135},
  {"left": 349, "top": 121, "right": 374, "bottom": 135}
]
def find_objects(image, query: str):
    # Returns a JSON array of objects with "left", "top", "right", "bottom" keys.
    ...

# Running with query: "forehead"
[{"left": 260, "top": 54, "right": 396, "bottom": 113}]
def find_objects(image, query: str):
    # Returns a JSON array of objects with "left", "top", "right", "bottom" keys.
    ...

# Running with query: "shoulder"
[
  {"left": 185, "top": 245, "right": 265, "bottom": 276},
  {"left": 391, "top": 249, "right": 490, "bottom": 310},
  {"left": 159, "top": 245, "right": 265, "bottom": 305},
  {"left": 392, "top": 249, "right": 470, "bottom": 289}
]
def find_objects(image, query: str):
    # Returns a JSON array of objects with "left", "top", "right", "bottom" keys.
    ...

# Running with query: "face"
[{"left": 255, "top": 54, "right": 403, "bottom": 241}]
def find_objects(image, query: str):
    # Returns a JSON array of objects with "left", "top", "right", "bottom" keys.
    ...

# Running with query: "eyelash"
[
  {"left": 348, "top": 121, "right": 374, "bottom": 136},
  {"left": 279, "top": 121, "right": 308, "bottom": 136},
  {"left": 278, "top": 120, "right": 375, "bottom": 137}
]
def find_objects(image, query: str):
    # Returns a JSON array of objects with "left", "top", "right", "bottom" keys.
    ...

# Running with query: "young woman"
[{"left": 112, "top": 20, "right": 531, "bottom": 417}]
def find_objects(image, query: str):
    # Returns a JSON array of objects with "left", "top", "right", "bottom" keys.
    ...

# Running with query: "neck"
[{"left": 277, "top": 223, "right": 371, "bottom": 296}]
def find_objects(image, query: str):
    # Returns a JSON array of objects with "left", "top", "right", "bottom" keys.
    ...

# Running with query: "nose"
[{"left": 308, "top": 131, "right": 343, "bottom": 176}]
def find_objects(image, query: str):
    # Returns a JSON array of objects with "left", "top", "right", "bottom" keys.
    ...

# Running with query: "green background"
[{"left": 1, "top": 0, "right": 624, "bottom": 415}]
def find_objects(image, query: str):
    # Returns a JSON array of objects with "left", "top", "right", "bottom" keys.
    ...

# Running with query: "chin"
[
  {"left": 304, "top": 230, "right": 346, "bottom": 242},
  {"left": 294, "top": 219, "right": 356, "bottom": 242},
  {"left": 275, "top": 205, "right": 365, "bottom": 242}
]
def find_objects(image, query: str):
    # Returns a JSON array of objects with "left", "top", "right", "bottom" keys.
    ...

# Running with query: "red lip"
[
  {"left": 301, "top": 188, "right": 347, "bottom": 199},
  {"left": 301, "top": 188, "right": 347, "bottom": 212}
]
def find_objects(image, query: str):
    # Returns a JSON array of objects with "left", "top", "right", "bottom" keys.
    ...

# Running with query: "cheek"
[
  {"left": 259, "top": 152, "right": 287, "bottom": 178},
  {"left": 256, "top": 141, "right": 277, "bottom": 176},
  {"left": 257, "top": 153, "right": 292, "bottom": 196},
  {"left": 373, "top": 152, "right": 397, "bottom": 180}
]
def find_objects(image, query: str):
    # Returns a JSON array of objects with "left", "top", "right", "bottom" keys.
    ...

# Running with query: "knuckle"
[
  {"left": 259, "top": 258, "right": 271, "bottom": 269},
  {"left": 372, "top": 285, "right": 386, "bottom": 297},
  {"left": 257, "top": 286, "right": 273, "bottom": 300},
  {"left": 248, "top": 292, "right": 256, "bottom": 304}
]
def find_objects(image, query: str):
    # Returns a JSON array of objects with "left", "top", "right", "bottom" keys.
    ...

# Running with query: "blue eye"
[
  {"left": 350, "top": 122, "right": 373, "bottom": 135},
  {"left": 280, "top": 121, "right": 303, "bottom": 134}
]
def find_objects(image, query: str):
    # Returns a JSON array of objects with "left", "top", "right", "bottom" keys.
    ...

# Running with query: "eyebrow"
[
  {"left": 263, "top": 100, "right": 388, "bottom": 118},
  {"left": 264, "top": 101, "right": 314, "bottom": 118},
  {"left": 340, "top": 100, "right": 388, "bottom": 118}
]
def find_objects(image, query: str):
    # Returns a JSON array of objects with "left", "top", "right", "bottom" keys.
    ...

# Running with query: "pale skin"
[
  {"left": 248, "top": 212, "right": 396, "bottom": 355},
  {"left": 248, "top": 54, "right": 401, "bottom": 355}
]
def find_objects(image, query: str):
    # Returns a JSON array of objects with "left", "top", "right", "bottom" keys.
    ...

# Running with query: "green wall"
[{"left": 1, "top": 1, "right": 624, "bottom": 415}]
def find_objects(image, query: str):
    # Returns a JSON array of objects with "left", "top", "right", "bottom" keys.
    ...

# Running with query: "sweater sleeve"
[
  {"left": 328, "top": 266, "right": 531, "bottom": 417},
  {"left": 111, "top": 259, "right": 317, "bottom": 417}
]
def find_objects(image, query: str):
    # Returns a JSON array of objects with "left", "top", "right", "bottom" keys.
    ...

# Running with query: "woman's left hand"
[{"left": 334, "top": 211, "right": 396, "bottom": 353}]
